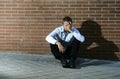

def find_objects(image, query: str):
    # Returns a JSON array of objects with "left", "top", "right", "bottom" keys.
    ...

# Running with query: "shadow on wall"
[{"left": 78, "top": 20, "right": 119, "bottom": 60}]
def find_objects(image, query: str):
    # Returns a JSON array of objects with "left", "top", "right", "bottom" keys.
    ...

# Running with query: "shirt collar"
[{"left": 61, "top": 26, "right": 64, "bottom": 32}]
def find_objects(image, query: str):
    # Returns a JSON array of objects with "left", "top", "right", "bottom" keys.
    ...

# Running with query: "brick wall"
[{"left": 0, "top": 0, "right": 119, "bottom": 60}]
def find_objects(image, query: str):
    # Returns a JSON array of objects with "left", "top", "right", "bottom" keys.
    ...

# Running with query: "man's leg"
[
  {"left": 50, "top": 44, "right": 68, "bottom": 68},
  {"left": 65, "top": 39, "right": 80, "bottom": 68},
  {"left": 50, "top": 44, "right": 62, "bottom": 60},
  {"left": 69, "top": 39, "right": 80, "bottom": 59}
]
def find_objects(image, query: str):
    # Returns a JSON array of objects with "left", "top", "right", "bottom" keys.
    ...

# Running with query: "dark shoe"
[
  {"left": 69, "top": 59, "right": 76, "bottom": 68},
  {"left": 60, "top": 58, "right": 68, "bottom": 68}
]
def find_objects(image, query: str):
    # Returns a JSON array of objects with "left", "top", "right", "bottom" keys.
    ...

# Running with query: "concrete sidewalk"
[{"left": 0, "top": 52, "right": 120, "bottom": 79}]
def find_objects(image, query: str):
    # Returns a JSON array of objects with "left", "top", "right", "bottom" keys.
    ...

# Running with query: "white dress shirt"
[{"left": 45, "top": 26, "right": 85, "bottom": 46}]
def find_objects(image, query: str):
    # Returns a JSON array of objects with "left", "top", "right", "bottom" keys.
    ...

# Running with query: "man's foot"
[
  {"left": 60, "top": 58, "right": 68, "bottom": 68},
  {"left": 69, "top": 58, "right": 76, "bottom": 68}
]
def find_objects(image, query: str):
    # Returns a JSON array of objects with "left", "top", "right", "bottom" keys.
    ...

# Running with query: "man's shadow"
[{"left": 77, "top": 20, "right": 119, "bottom": 60}]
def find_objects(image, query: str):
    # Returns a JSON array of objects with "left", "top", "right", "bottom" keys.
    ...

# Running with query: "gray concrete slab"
[{"left": 0, "top": 52, "right": 120, "bottom": 79}]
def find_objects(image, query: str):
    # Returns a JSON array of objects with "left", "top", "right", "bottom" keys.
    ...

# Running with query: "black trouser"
[{"left": 50, "top": 39, "right": 80, "bottom": 60}]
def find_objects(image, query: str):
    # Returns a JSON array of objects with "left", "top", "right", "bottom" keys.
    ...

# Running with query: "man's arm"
[
  {"left": 45, "top": 28, "right": 58, "bottom": 44},
  {"left": 65, "top": 24, "right": 85, "bottom": 43},
  {"left": 46, "top": 27, "right": 65, "bottom": 53},
  {"left": 72, "top": 28, "right": 85, "bottom": 43}
]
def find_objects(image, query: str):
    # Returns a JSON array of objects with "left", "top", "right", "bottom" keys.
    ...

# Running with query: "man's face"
[{"left": 63, "top": 21, "right": 72, "bottom": 29}]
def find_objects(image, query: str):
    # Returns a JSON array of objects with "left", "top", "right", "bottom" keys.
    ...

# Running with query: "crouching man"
[{"left": 45, "top": 16, "right": 85, "bottom": 68}]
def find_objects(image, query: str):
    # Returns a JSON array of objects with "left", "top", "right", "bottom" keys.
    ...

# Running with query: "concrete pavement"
[{"left": 0, "top": 52, "right": 120, "bottom": 79}]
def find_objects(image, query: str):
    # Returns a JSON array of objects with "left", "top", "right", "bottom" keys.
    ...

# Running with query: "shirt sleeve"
[
  {"left": 72, "top": 27, "right": 85, "bottom": 43},
  {"left": 45, "top": 28, "right": 59, "bottom": 44}
]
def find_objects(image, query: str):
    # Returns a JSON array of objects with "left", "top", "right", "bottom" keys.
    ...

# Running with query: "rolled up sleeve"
[
  {"left": 72, "top": 28, "right": 85, "bottom": 43},
  {"left": 45, "top": 28, "right": 58, "bottom": 44}
]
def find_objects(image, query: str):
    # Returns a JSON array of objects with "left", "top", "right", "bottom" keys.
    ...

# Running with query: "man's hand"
[
  {"left": 65, "top": 25, "right": 73, "bottom": 33},
  {"left": 56, "top": 42, "right": 65, "bottom": 53},
  {"left": 64, "top": 21, "right": 73, "bottom": 33}
]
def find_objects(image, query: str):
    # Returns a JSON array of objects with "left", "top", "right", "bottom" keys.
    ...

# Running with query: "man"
[{"left": 46, "top": 16, "right": 85, "bottom": 68}]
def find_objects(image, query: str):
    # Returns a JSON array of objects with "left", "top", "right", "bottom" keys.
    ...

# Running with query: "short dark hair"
[{"left": 63, "top": 16, "right": 72, "bottom": 23}]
